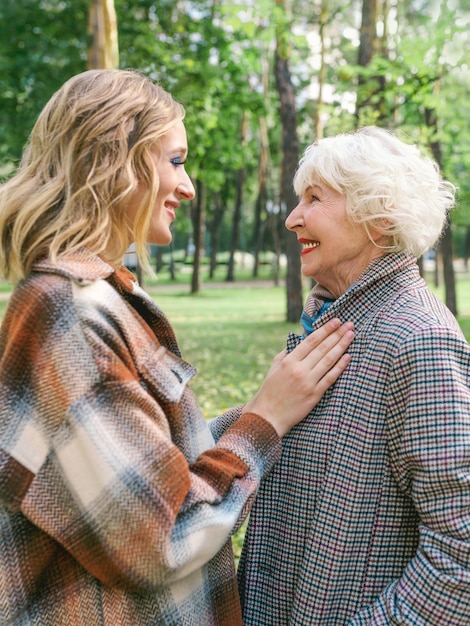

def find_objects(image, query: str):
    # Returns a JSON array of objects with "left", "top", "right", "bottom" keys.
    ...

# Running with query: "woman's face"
[
  {"left": 285, "top": 177, "right": 384, "bottom": 297},
  {"left": 128, "top": 120, "right": 195, "bottom": 246}
]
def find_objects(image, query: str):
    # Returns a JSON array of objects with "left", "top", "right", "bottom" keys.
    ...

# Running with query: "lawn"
[
  {"left": 146, "top": 275, "right": 469, "bottom": 563},
  {"left": 148, "top": 275, "right": 470, "bottom": 420},
  {"left": 148, "top": 285, "right": 299, "bottom": 419}
]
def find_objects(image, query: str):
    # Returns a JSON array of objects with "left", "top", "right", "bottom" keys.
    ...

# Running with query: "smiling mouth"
[
  {"left": 301, "top": 242, "right": 320, "bottom": 252},
  {"left": 164, "top": 203, "right": 178, "bottom": 220}
]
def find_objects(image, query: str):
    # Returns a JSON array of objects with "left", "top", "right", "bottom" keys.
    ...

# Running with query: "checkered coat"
[
  {"left": 235, "top": 252, "right": 470, "bottom": 625},
  {"left": 0, "top": 250, "right": 281, "bottom": 625}
]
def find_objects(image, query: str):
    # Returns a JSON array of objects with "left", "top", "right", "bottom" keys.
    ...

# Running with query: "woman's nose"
[
  {"left": 177, "top": 173, "right": 196, "bottom": 200},
  {"left": 285, "top": 204, "right": 304, "bottom": 231}
]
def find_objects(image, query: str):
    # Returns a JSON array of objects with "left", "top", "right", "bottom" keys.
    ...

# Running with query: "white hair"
[{"left": 293, "top": 126, "right": 456, "bottom": 258}]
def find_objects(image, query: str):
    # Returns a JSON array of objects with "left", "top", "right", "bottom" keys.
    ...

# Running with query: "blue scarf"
[{"left": 301, "top": 299, "right": 335, "bottom": 336}]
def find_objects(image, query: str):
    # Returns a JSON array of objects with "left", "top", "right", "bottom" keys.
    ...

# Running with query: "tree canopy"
[{"left": 1, "top": 0, "right": 468, "bottom": 310}]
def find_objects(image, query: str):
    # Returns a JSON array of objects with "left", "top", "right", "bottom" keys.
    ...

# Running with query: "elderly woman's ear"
[{"left": 365, "top": 217, "right": 395, "bottom": 250}]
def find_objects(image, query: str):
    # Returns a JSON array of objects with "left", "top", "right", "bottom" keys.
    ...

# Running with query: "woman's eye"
[{"left": 171, "top": 156, "right": 186, "bottom": 167}]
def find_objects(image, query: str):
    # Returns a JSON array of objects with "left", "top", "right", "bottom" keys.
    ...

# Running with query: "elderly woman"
[{"left": 233, "top": 127, "right": 470, "bottom": 624}]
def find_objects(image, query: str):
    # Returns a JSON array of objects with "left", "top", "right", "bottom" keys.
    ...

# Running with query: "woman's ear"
[{"left": 367, "top": 217, "right": 393, "bottom": 246}]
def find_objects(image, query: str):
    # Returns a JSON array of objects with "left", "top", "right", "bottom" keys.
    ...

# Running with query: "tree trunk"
[
  {"left": 191, "top": 179, "right": 205, "bottom": 294},
  {"left": 358, "top": 0, "right": 377, "bottom": 68},
  {"left": 87, "top": 0, "right": 119, "bottom": 70},
  {"left": 226, "top": 169, "right": 244, "bottom": 282},
  {"left": 356, "top": 0, "right": 379, "bottom": 121},
  {"left": 168, "top": 246, "right": 176, "bottom": 281},
  {"left": 226, "top": 113, "right": 247, "bottom": 282},
  {"left": 252, "top": 116, "right": 269, "bottom": 278},
  {"left": 274, "top": 0, "right": 302, "bottom": 323},
  {"left": 376, "top": 0, "right": 390, "bottom": 122},
  {"left": 271, "top": 211, "right": 283, "bottom": 287},
  {"left": 155, "top": 246, "right": 164, "bottom": 273},
  {"left": 208, "top": 191, "right": 223, "bottom": 279},
  {"left": 440, "top": 228, "right": 457, "bottom": 314},
  {"left": 464, "top": 226, "right": 470, "bottom": 270},
  {"left": 424, "top": 103, "right": 457, "bottom": 315},
  {"left": 315, "top": 0, "right": 329, "bottom": 139}
]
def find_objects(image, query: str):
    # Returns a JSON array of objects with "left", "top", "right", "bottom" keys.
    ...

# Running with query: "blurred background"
[{"left": 1, "top": 0, "right": 469, "bottom": 319}]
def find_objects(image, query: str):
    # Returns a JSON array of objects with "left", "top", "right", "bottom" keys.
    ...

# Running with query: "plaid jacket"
[
  {"left": 235, "top": 253, "right": 470, "bottom": 625},
  {"left": 0, "top": 250, "right": 281, "bottom": 625}
]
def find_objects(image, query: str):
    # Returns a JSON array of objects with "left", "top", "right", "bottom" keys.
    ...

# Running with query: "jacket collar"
[
  {"left": 32, "top": 248, "right": 115, "bottom": 284},
  {"left": 304, "top": 252, "right": 422, "bottom": 329},
  {"left": 33, "top": 249, "right": 140, "bottom": 299}
]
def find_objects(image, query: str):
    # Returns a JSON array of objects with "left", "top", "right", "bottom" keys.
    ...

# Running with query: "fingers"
[
  {"left": 288, "top": 318, "right": 354, "bottom": 364},
  {"left": 306, "top": 325, "right": 354, "bottom": 372},
  {"left": 242, "top": 319, "right": 355, "bottom": 438}
]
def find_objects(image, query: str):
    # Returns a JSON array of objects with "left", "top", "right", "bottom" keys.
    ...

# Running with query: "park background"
[
  {"left": 1, "top": 0, "right": 469, "bottom": 561},
  {"left": 1, "top": 0, "right": 469, "bottom": 318}
]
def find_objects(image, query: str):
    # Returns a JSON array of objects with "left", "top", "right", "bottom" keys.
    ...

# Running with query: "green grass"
[
  {"left": 424, "top": 274, "right": 470, "bottom": 335},
  {"left": 0, "top": 271, "right": 468, "bottom": 421},
  {"left": 458, "top": 317, "right": 470, "bottom": 339},
  {"left": 0, "top": 274, "right": 468, "bottom": 418},
  {"left": 148, "top": 285, "right": 299, "bottom": 419},
  {"left": 144, "top": 259, "right": 282, "bottom": 288},
  {"left": 149, "top": 276, "right": 470, "bottom": 419}
]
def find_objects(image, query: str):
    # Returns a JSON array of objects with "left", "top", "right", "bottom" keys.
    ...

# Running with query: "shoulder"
[
  {"left": 2, "top": 252, "right": 129, "bottom": 353},
  {"left": 379, "top": 285, "right": 463, "bottom": 341},
  {"left": 23, "top": 249, "right": 137, "bottom": 319},
  {"left": 352, "top": 274, "right": 467, "bottom": 371}
]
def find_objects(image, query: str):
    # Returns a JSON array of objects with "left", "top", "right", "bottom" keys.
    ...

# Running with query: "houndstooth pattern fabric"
[{"left": 238, "top": 252, "right": 470, "bottom": 625}]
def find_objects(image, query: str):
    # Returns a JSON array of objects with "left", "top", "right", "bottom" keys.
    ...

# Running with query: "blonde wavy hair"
[
  {"left": 293, "top": 126, "right": 456, "bottom": 258},
  {"left": 0, "top": 68, "right": 185, "bottom": 283}
]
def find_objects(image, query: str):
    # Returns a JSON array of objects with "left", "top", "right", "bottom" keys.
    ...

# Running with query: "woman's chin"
[{"left": 148, "top": 231, "right": 173, "bottom": 246}]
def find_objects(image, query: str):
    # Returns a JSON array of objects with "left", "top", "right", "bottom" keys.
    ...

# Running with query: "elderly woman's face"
[{"left": 285, "top": 178, "right": 384, "bottom": 297}]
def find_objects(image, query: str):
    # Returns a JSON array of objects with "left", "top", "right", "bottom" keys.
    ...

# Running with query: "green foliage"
[
  {"left": 143, "top": 273, "right": 470, "bottom": 419},
  {"left": 332, "top": 0, "right": 470, "bottom": 228},
  {"left": 0, "top": 0, "right": 88, "bottom": 168},
  {"left": 114, "top": 0, "right": 286, "bottom": 254},
  {"left": 0, "top": 0, "right": 468, "bottom": 256},
  {"left": 117, "top": 0, "right": 270, "bottom": 188}
]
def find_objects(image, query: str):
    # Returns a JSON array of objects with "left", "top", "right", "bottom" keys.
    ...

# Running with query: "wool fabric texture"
[
  {"left": 234, "top": 252, "right": 470, "bottom": 625},
  {"left": 0, "top": 249, "right": 281, "bottom": 625}
]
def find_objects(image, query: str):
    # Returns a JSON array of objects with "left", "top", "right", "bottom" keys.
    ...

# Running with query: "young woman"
[{"left": 0, "top": 69, "right": 353, "bottom": 625}]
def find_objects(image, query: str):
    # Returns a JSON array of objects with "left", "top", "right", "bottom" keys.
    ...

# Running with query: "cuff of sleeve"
[
  {"left": 209, "top": 404, "right": 244, "bottom": 442},
  {"left": 219, "top": 412, "right": 282, "bottom": 480}
]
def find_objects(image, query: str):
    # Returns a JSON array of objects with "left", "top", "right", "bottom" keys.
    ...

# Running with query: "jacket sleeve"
[
  {"left": 0, "top": 278, "right": 282, "bottom": 593},
  {"left": 350, "top": 326, "right": 470, "bottom": 625},
  {"left": 209, "top": 406, "right": 244, "bottom": 442}
]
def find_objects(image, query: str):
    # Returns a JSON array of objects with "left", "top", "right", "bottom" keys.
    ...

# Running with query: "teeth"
[{"left": 303, "top": 242, "right": 319, "bottom": 249}]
